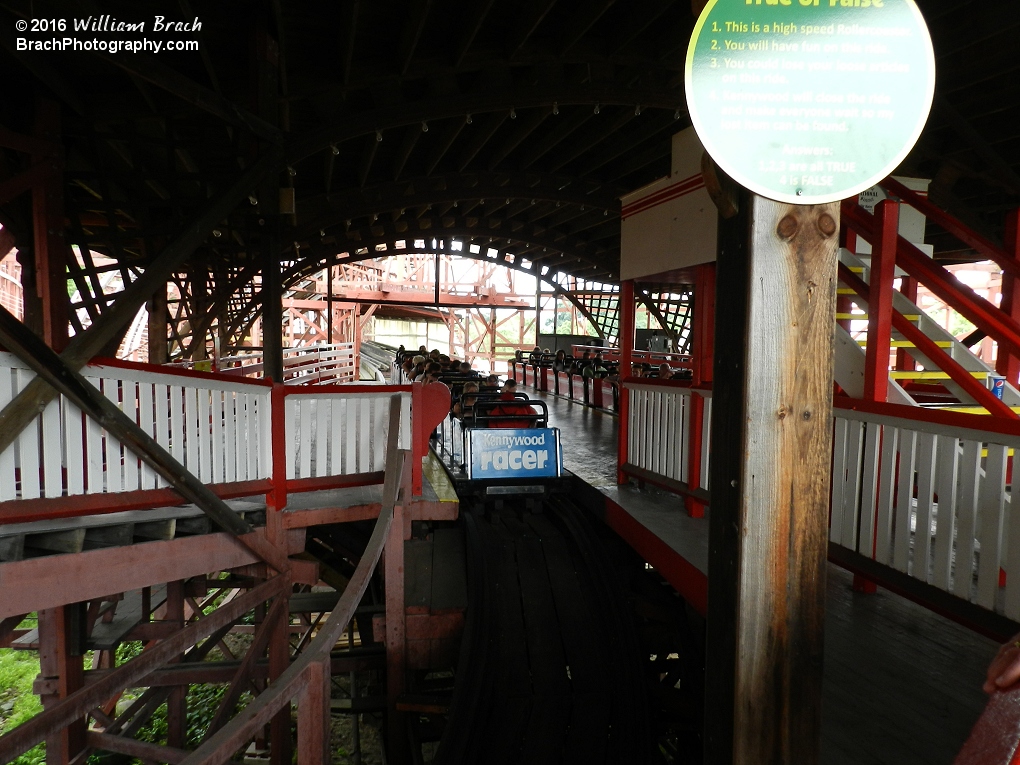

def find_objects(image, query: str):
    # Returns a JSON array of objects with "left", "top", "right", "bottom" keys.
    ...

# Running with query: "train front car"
[{"left": 432, "top": 380, "right": 570, "bottom": 501}]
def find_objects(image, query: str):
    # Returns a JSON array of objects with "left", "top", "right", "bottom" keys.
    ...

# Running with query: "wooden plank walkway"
[{"left": 530, "top": 388, "right": 997, "bottom": 764}]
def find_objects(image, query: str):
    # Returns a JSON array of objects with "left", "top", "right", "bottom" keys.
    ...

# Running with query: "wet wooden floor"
[{"left": 532, "top": 389, "right": 997, "bottom": 764}]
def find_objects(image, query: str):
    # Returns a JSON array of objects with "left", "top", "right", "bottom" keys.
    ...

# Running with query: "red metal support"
[
  {"left": 618, "top": 280, "right": 635, "bottom": 484},
  {"left": 32, "top": 99, "right": 68, "bottom": 352},
  {"left": 997, "top": 209, "right": 1020, "bottom": 387},
  {"left": 686, "top": 393, "right": 706, "bottom": 518},
  {"left": 863, "top": 200, "right": 899, "bottom": 402}
]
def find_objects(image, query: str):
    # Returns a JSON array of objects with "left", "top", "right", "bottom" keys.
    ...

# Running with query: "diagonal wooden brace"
[{"left": 0, "top": 303, "right": 292, "bottom": 574}]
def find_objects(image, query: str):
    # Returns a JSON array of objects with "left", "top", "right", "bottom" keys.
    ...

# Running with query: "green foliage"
[{"left": 0, "top": 648, "right": 46, "bottom": 765}]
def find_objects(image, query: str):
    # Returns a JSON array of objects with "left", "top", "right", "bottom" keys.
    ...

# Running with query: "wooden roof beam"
[
  {"left": 454, "top": 0, "right": 497, "bottom": 66},
  {"left": 559, "top": 0, "right": 617, "bottom": 55},
  {"left": 487, "top": 107, "right": 553, "bottom": 171},
  {"left": 400, "top": 0, "right": 434, "bottom": 76},
  {"left": 456, "top": 112, "right": 509, "bottom": 171},
  {"left": 506, "top": 0, "right": 560, "bottom": 59},
  {"left": 547, "top": 107, "right": 635, "bottom": 172},
  {"left": 96, "top": 53, "right": 282, "bottom": 145},
  {"left": 339, "top": 0, "right": 360, "bottom": 88}
]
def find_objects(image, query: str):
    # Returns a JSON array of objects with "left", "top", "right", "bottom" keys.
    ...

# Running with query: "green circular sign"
[{"left": 685, "top": 0, "right": 935, "bottom": 205}]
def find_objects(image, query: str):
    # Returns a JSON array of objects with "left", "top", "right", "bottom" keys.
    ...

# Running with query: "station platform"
[{"left": 529, "top": 388, "right": 996, "bottom": 764}]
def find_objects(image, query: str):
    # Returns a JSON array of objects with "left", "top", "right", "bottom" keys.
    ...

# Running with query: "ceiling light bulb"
[
  {"left": 466, "top": 113, "right": 472, "bottom": 124},
  {"left": 421, "top": 121, "right": 429, "bottom": 132},
  {"left": 552, "top": 102, "right": 559, "bottom": 115},
  {"left": 510, "top": 107, "right": 517, "bottom": 119},
  {"left": 594, "top": 103, "right": 600, "bottom": 114},
  {"left": 330, "top": 144, "right": 339, "bottom": 155},
  {"left": 376, "top": 130, "right": 383, "bottom": 142}
]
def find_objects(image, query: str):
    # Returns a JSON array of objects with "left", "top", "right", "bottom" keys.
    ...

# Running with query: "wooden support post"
[
  {"left": 32, "top": 99, "right": 68, "bottom": 353},
  {"left": 165, "top": 581, "right": 186, "bottom": 750},
  {"left": 618, "top": 279, "right": 635, "bottom": 484},
  {"left": 997, "top": 209, "right": 1020, "bottom": 386},
  {"left": 147, "top": 287, "right": 168, "bottom": 365},
  {"left": 705, "top": 194, "right": 838, "bottom": 765},
  {"left": 896, "top": 275, "right": 918, "bottom": 371},
  {"left": 297, "top": 661, "right": 330, "bottom": 765},
  {"left": 268, "top": 585, "right": 292, "bottom": 765},
  {"left": 863, "top": 200, "right": 898, "bottom": 402},
  {"left": 37, "top": 605, "right": 85, "bottom": 765},
  {"left": 385, "top": 500, "right": 407, "bottom": 765}
]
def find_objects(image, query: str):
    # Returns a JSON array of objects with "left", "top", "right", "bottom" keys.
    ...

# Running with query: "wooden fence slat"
[
  {"left": 63, "top": 397, "right": 85, "bottom": 496},
  {"left": 285, "top": 396, "right": 298, "bottom": 481},
  {"left": 953, "top": 439, "right": 982, "bottom": 600},
  {"left": 138, "top": 382, "right": 156, "bottom": 490},
  {"left": 840, "top": 420, "right": 865, "bottom": 549},
  {"left": 857, "top": 423, "right": 882, "bottom": 558},
  {"left": 932, "top": 435, "right": 961, "bottom": 591},
  {"left": 17, "top": 369, "right": 42, "bottom": 500},
  {"left": 198, "top": 388, "right": 212, "bottom": 483},
  {"left": 122, "top": 380, "right": 140, "bottom": 491},
  {"left": 330, "top": 397, "right": 343, "bottom": 476},
  {"left": 41, "top": 397, "right": 62, "bottom": 498},
  {"left": 358, "top": 398, "right": 371, "bottom": 473},
  {"left": 211, "top": 389, "right": 225, "bottom": 485},
  {"left": 223, "top": 392, "right": 237, "bottom": 484},
  {"left": 913, "top": 432, "right": 938, "bottom": 582},
  {"left": 155, "top": 384, "right": 170, "bottom": 488},
  {"left": 84, "top": 376, "right": 104, "bottom": 494},
  {"left": 0, "top": 368, "right": 15, "bottom": 500},
  {"left": 345, "top": 398, "right": 357, "bottom": 475},
  {"left": 299, "top": 397, "right": 312, "bottom": 479},
  {"left": 892, "top": 430, "right": 917, "bottom": 573},
  {"left": 874, "top": 427, "right": 898, "bottom": 565},
  {"left": 314, "top": 399, "right": 329, "bottom": 478},
  {"left": 829, "top": 418, "right": 849, "bottom": 545},
  {"left": 258, "top": 391, "right": 271, "bottom": 479},
  {"left": 185, "top": 386, "right": 199, "bottom": 478}
]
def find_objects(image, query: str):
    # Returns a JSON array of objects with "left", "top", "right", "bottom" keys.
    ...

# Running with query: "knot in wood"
[
  {"left": 802, "top": 410, "right": 812, "bottom": 420},
  {"left": 777, "top": 407, "right": 789, "bottom": 420},
  {"left": 777, "top": 214, "right": 799, "bottom": 240},
  {"left": 816, "top": 213, "right": 837, "bottom": 237}
]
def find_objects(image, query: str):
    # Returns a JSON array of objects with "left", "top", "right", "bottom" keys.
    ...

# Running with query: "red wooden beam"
[{"left": 863, "top": 200, "right": 899, "bottom": 402}]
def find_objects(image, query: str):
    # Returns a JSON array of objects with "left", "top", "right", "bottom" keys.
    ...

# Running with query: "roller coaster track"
[{"left": 435, "top": 495, "right": 653, "bottom": 765}]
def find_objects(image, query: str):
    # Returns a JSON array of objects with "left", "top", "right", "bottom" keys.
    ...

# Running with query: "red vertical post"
[
  {"left": 37, "top": 606, "right": 85, "bottom": 765},
  {"left": 691, "top": 263, "right": 716, "bottom": 386},
  {"left": 297, "top": 661, "right": 330, "bottom": 765},
  {"left": 897, "top": 275, "right": 919, "bottom": 371},
  {"left": 33, "top": 99, "right": 68, "bottom": 352},
  {"left": 267, "top": 383, "right": 288, "bottom": 514},
  {"left": 618, "top": 280, "right": 635, "bottom": 484},
  {"left": 863, "top": 200, "right": 899, "bottom": 402},
  {"left": 165, "top": 581, "right": 186, "bottom": 749},
  {"left": 686, "top": 393, "right": 706, "bottom": 518},
  {"left": 385, "top": 500, "right": 407, "bottom": 764},
  {"left": 269, "top": 590, "right": 293, "bottom": 765},
  {"left": 996, "top": 209, "right": 1020, "bottom": 387}
]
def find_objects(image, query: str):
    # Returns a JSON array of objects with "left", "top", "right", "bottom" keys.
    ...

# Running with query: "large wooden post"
[
  {"left": 385, "top": 500, "right": 408, "bottom": 764},
  {"left": 32, "top": 99, "right": 68, "bottom": 353},
  {"left": 705, "top": 195, "right": 838, "bottom": 765},
  {"left": 37, "top": 605, "right": 85, "bottom": 764}
]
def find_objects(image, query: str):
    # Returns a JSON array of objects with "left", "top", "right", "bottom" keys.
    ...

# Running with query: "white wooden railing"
[
  {"left": 172, "top": 343, "right": 357, "bottom": 385},
  {"left": 831, "top": 401, "right": 1020, "bottom": 619},
  {"left": 0, "top": 353, "right": 272, "bottom": 501},
  {"left": 0, "top": 353, "right": 426, "bottom": 520},
  {"left": 284, "top": 388, "right": 411, "bottom": 480},
  {"left": 624, "top": 382, "right": 711, "bottom": 495}
]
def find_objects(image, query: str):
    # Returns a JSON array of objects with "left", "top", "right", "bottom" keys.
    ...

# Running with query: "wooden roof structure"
[{"left": 0, "top": 0, "right": 1017, "bottom": 345}]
